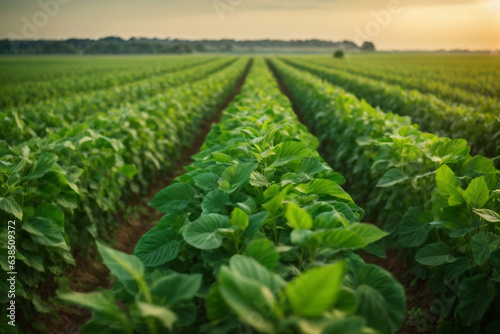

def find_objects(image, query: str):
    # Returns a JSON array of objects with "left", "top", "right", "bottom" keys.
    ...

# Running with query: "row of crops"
[{"left": 1, "top": 54, "right": 499, "bottom": 333}]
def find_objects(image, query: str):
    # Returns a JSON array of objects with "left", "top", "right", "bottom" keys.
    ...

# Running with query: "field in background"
[{"left": 1, "top": 53, "right": 499, "bottom": 334}]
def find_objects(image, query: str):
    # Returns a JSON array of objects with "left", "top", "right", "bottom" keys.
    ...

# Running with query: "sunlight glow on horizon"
[{"left": 0, "top": 0, "right": 498, "bottom": 51}]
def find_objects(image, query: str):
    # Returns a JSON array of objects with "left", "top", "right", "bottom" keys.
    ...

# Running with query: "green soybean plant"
[{"left": 59, "top": 58, "right": 405, "bottom": 334}]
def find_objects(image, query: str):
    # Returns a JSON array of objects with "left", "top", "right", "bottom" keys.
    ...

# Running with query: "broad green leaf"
[
  {"left": 445, "top": 258, "right": 471, "bottom": 282},
  {"left": 473, "top": 208, "right": 500, "bottom": 222},
  {"left": 149, "top": 183, "right": 196, "bottom": 213},
  {"left": 194, "top": 173, "right": 220, "bottom": 191},
  {"left": 218, "top": 266, "right": 278, "bottom": 334},
  {"left": 241, "top": 211, "right": 269, "bottom": 240},
  {"left": 398, "top": 207, "right": 429, "bottom": 247},
  {"left": 345, "top": 264, "right": 405, "bottom": 333},
  {"left": 300, "top": 157, "right": 327, "bottom": 175},
  {"left": 137, "top": 302, "right": 177, "bottom": 331},
  {"left": 249, "top": 171, "right": 270, "bottom": 187},
  {"left": 23, "top": 152, "right": 58, "bottom": 180},
  {"left": 376, "top": 168, "right": 408, "bottom": 188},
  {"left": 470, "top": 231, "right": 500, "bottom": 265},
  {"left": 456, "top": 274, "right": 494, "bottom": 326},
  {"left": 320, "top": 229, "right": 367, "bottom": 250},
  {"left": 434, "top": 139, "right": 470, "bottom": 164},
  {"left": 464, "top": 177, "right": 489, "bottom": 208},
  {"left": 202, "top": 189, "right": 230, "bottom": 213},
  {"left": 205, "top": 284, "right": 230, "bottom": 321},
  {"left": 269, "top": 141, "right": 311, "bottom": 167},
  {"left": 296, "top": 179, "right": 353, "bottom": 203},
  {"left": 58, "top": 291, "right": 125, "bottom": 319},
  {"left": 117, "top": 164, "right": 137, "bottom": 179},
  {"left": 244, "top": 239, "right": 280, "bottom": 270},
  {"left": 0, "top": 196, "right": 22, "bottom": 220},
  {"left": 96, "top": 241, "right": 144, "bottom": 282},
  {"left": 262, "top": 184, "right": 292, "bottom": 215},
  {"left": 334, "top": 287, "right": 359, "bottom": 315},
  {"left": 349, "top": 223, "right": 389, "bottom": 245},
  {"left": 229, "top": 255, "right": 285, "bottom": 293},
  {"left": 230, "top": 207, "right": 249, "bottom": 230},
  {"left": 150, "top": 273, "right": 202, "bottom": 305},
  {"left": 436, "top": 165, "right": 458, "bottom": 194},
  {"left": 182, "top": 214, "right": 229, "bottom": 250},
  {"left": 134, "top": 228, "right": 180, "bottom": 267},
  {"left": 22, "top": 217, "right": 69, "bottom": 250},
  {"left": 285, "top": 202, "right": 312, "bottom": 230},
  {"left": 415, "top": 242, "right": 457, "bottom": 266},
  {"left": 219, "top": 162, "right": 258, "bottom": 193},
  {"left": 35, "top": 203, "right": 64, "bottom": 226},
  {"left": 285, "top": 261, "right": 344, "bottom": 317}
]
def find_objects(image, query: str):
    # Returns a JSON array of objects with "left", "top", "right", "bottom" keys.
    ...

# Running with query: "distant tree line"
[{"left": 0, "top": 37, "right": 375, "bottom": 55}]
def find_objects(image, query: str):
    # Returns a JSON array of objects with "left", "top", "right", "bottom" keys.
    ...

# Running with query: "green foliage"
[
  {"left": 0, "top": 57, "right": 249, "bottom": 321},
  {"left": 60, "top": 58, "right": 404, "bottom": 333},
  {"left": 270, "top": 56, "right": 500, "bottom": 329}
]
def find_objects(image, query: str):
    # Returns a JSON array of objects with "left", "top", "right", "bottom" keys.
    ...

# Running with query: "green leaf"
[
  {"left": 96, "top": 241, "right": 144, "bottom": 282},
  {"left": 473, "top": 208, "right": 500, "bottom": 223},
  {"left": 243, "top": 239, "right": 280, "bottom": 270},
  {"left": 150, "top": 273, "right": 202, "bottom": 305},
  {"left": 0, "top": 196, "right": 23, "bottom": 220},
  {"left": 241, "top": 211, "right": 269, "bottom": 240},
  {"left": 296, "top": 179, "right": 353, "bottom": 203},
  {"left": 249, "top": 171, "right": 270, "bottom": 187},
  {"left": 376, "top": 168, "right": 408, "bottom": 188},
  {"left": 149, "top": 183, "right": 196, "bottom": 213},
  {"left": 436, "top": 164, "right": 458, "bottom": 194},
  {"left": 470, "top": 231, "right": 500, "bottom": 265},
  {"left": 285, "top": 202, "right": 312, "bottom": 230},
  {"left": 399, "top": 207, "right": 429, "bottom": 247},
  {"left": 464, "top": 177, "right": 489, "bottom": 208},
  {"left": 194, "top": 173, "right": 220, "bottom": 191},
  {"left": 22, "top": 217, "right": 69, "bottom": 250},
  {"left": 182, "top": 214, "right": 229, "bottom": 250},
  {"left": 219, "top": 162, "right": 258, "bottom": 193},
  {"left": 345, "top": 264, "right": 405, "bottom": 333},
  {"left": 269, "top": 141, "right": 311, "bottom": 167},
  {"left": 117, "top": 164, "right": 137, "bottom": 179},
  {"left": 320, "top": 229, "right": 367, "bottom": 250},
  {"left": 285, "top": 261, "right": 345, "bottom": 317},
  {"left": 229, "top": 255, "right": 285, "bottom": 293},
  {"left": 58, "top": 291, "right": 125, "bottom": 319},
  {"left": 137, "top": 302, "right": 177, "bottom": 331},
  {"left": 205, "top": 284, "right": 230, "bottom": 321},
  {"left": 456, "top": 274, "right": 495, "bottom": 326},
  {"left": 134, "top": 228, "right": 180, "bottom": 267},
  {"left": 349, "top": 223, "right": 389, "bottom": 245},
  {"left": 445, "top": 258, "right": 471, "bottom": 282},
  {"left": 202, "top": 189, "right": 230, "bottom": 213},
  {"left": 230, "top": 207, "right": 249, "bottom": 230},
  {"left": 415, "top": 242, "right": 457, "bottom": 266},
  {"left": 36, "top": 203, "right": 64, "bottom": 226},
  {"left": 218, "top": 266, "right": 278, "bottom": 334},
  {"left": 23, "top": 152, "right": 58, "bottom": 180},
  {"left": 334, "top": 288, "right": 359, "bottom": 315}
]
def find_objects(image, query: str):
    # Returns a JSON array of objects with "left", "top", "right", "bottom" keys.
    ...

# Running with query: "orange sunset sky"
[{"left": 0, "top": 0, "right": 499, "bottom": 51}]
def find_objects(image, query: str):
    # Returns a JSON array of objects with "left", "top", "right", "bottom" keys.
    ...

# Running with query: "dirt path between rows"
[
  {"left": 33, "top": 59, "right": 253, "bottom": 334},
  {"left": 266, "top": 58, "right": 435, "bottom": 334}
]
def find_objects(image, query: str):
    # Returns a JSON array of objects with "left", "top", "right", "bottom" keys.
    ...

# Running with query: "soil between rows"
[{"left": 34, "top": 59, "right": 253, "bottom": 334}]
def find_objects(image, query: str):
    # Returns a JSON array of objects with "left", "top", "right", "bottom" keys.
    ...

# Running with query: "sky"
[{"left": 0, "top": 0, "right": 499, "bottom": 51}]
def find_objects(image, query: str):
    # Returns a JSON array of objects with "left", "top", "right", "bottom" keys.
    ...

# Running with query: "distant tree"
[
  {"left": 40, "top": 41, "right": 78, "bottom": 54},
  {"left": 333, "top": 49, "right": 344, "bottom": 58},
  {"left": 361, "top": 42, "right": 375, "bottom": 52}
]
